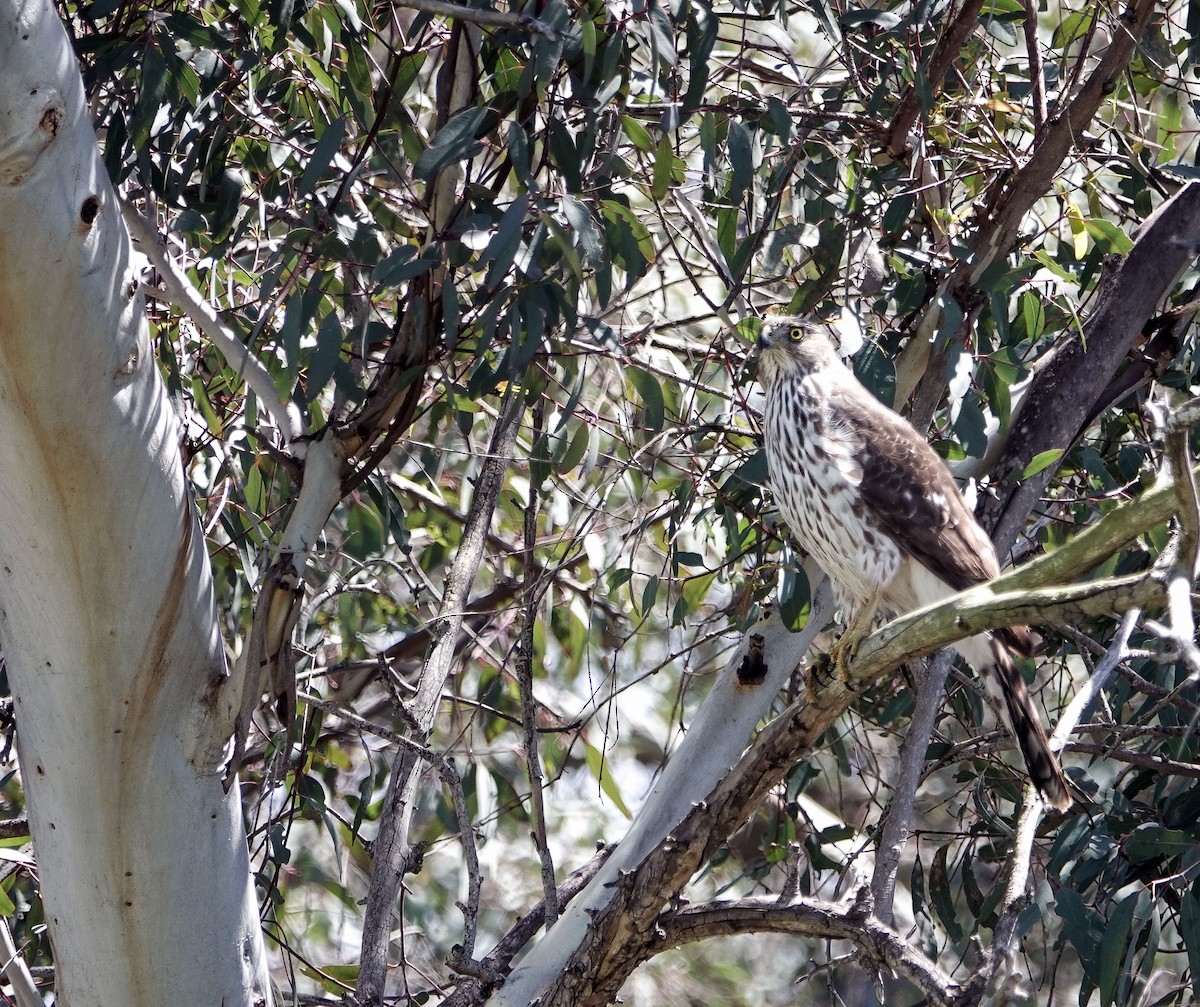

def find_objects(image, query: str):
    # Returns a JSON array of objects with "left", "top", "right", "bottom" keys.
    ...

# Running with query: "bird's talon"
[{"left": 807, "top": 653, "right": 836, "bottom": 691}]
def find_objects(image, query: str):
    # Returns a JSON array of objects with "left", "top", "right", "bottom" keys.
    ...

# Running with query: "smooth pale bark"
[
  {"left": 0, "top": 3, "right": 268, "bottom": 1003},
  {"left": 496, "top": 580, "right": 829, "bottom": 1006}
]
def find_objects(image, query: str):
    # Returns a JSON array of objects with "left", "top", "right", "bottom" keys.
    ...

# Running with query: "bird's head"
[{"left": 755, "top": 317, "right": 841, "bottom": 387}]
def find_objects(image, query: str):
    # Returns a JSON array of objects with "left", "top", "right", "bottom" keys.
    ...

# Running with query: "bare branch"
[
  {"left": 870, "top": 649, "right": 954, "bottom": 926},
  {"left": 657, "top": 895, "right": 960, "bottom": 1007},
  {"left": 518, "top": 400, "right": 558, "bottom": 930},
  {"left": 357, "top": 386, "right": 524, "bottom": 1005},
  {"left": 1021, "top": 0, "right": 1046, "bottom": 132},
  {"left": 396, "top": 0, "right": 558, "bottom": 38},
  {"left": 122, "top": 199, "right": 305, "bottom": 444}
]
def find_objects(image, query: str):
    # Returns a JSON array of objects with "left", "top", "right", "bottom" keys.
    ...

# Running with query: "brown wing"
[{"left": 825, "top": 379, "right": 999, "bottom": 592}]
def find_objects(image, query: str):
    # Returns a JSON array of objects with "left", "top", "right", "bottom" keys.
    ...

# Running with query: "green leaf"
[
  {"left": 621, "top": 115, "right": 655, "bottom": 152},
  {"left": 727, "top": 119, "right": 752, "bottom": 204},
  {"left": 779, "top": 566, "right": 810, "bottom": 630},
  {"left": 1124, "top": 823, "right": 1194, "bottom": 862},
  {"left": 652, "top": 134, "right": 673, "bottom": 199},
  {"left": 1179, "top": 893, "right": 1200, "bottom": 1002},
  {"left": 1052, "top": 9, "right": 1093, "bottom": 48},
  {"left": 130, "top": 44, "right": 168, "bottom": 150},
  {"left": 1056, "top": 888, "right": 1105, "bottom": 986},
  {"left": 584, "top": 741, "right": 632, "bottom": 818},
  {"left": 628, "top": 366, "right": 665, "bottom": 432},
  {"left": 981, "top": 13, "right": 1017, "bottom": 44},
  {"left": 298, "top": 116, "right": 346, "bottom": 196},
  {"left": 414, "top": 106, "right": 489, "bottom": 179},
  {"left": 1032, "top": 249, "right": 1078, "bottom": 282},
  {"left": 929, "top": 844, "right": 963, "bottom": 941},
  {"left": 307, "top": 312, "right": 343, "bottom": 401},
  {"left": 640, "top": 573, "right": 659, "bottom": 615},
  {"left": 482, "top": 194, "right": 530, "bottom": 290},
  {"left": 372, "top": 246, "right": 437, "bottom": 287},
  {"left": 1021, "top": 449, "right": 1064, "bottom": 478},
  {"left": 842, "top": 9, "right": 901, "bottom": 28},
  {"left": 1099, "top": 886, "right": 1140, "bottom": 1006},
  {"left": 953, "top": 397, "right": 987, "bottom": 459},
  {"left": 299, "top": 963, "right": 361, "bottom": 991},
  {"left": 1082, "top": 218, "right": 1133, "bottom": 254},
  {"left": 1017, "top": 290, "right": 1045, "bottom": 340},
  {"left": 561, "top": 195, "right": 603, "bottom": 267}
]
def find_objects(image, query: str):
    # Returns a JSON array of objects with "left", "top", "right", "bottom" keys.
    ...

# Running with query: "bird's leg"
[{"left": 829, "top": 591, "right": 880, "bottom": 684}]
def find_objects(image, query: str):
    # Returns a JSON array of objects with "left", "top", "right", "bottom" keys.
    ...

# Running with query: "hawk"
[{"left": 757, "top": 318, "right": 1071, "bottom": 811}]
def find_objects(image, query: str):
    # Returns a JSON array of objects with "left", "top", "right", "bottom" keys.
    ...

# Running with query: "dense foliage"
[{"left": 5, "top": 0, "right": 1199, "bottom": 1003}]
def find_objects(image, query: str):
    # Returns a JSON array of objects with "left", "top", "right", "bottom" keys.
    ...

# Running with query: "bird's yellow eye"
[{"left": 787, "top": 326, "right": 805, "bottom": 342}]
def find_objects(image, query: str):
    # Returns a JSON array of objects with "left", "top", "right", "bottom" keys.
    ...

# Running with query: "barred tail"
[{"left": 987, "top": 636, "right": 1072, "bottom": 812}]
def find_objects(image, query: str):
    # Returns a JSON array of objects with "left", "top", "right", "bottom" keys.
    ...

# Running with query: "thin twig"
[
  {"left": 121, "top": 199, "right": 305, "bottom": 443},
  {"left": 1051, "top": 607, "right": 1141, "bottom": 754},
  {"left": 870, "top": 649, "right": 954, "bottom": 926},
  {"left": 397, "top": 0, "right": 557, "bottom": 38},
  {"left": 1021, "top": 0, "right": 1047, "bottom": 132},
  {"left": 356, "top": 385, "right": 525, "bottom": 1005},
  {"left": 519, "top": 400, "right": 557, "bottom": 929},
  {"left": 443, "top": 757, "right": 483, "bottom": 958}
]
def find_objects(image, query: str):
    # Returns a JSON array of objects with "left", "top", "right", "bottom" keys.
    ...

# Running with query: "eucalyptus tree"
[{"left": 0, "top": 0, "right": 1197, "bottom": 1004}]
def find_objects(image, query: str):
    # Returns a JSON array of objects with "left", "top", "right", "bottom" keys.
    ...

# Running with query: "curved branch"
[{"left": 656, "top": 896, "right": 960, "bottom": 1007}]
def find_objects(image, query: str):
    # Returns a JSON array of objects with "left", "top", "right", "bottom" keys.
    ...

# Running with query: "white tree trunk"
[{"left": 0, "top": 3, "right": 269, "bottom": 1003}]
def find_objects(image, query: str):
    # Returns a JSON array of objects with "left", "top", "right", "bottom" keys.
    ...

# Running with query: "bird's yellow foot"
[
  {"left": 828, "top": 630, "right": 863, "bottom": 688},
  {"left": 829, "top": 634, "right": 856, "bottom": 676}
]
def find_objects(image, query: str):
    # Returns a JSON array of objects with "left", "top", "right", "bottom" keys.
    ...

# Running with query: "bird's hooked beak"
[{"left": 756, "top": 329, "right": 774, "bottom": 351}]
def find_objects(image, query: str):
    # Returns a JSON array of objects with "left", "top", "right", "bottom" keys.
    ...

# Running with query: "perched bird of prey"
[{"left": 757, "top": 317, "right": 1071, "bottom": 811}]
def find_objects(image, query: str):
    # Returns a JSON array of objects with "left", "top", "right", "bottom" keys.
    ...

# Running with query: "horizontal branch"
[
  {"left": 396, "top": 0, "right": 557, "bottom": 39},
  {"left": 851, "top": 573, "right": 1164, "bottom": 683}
]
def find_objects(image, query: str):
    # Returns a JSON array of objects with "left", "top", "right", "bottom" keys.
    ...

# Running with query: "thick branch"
[
  {"left": 883, "top": 0, "right": 987, "bottom": 157},
  {"left": 505, "top": 458, "right": 1189, "bottom": 1006},
  {"left": 983, "top": 182, "right": 1200, "bottom": 554},
  {"left": 852, "top": 574, "right": 1162, "bottom": 681}
]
